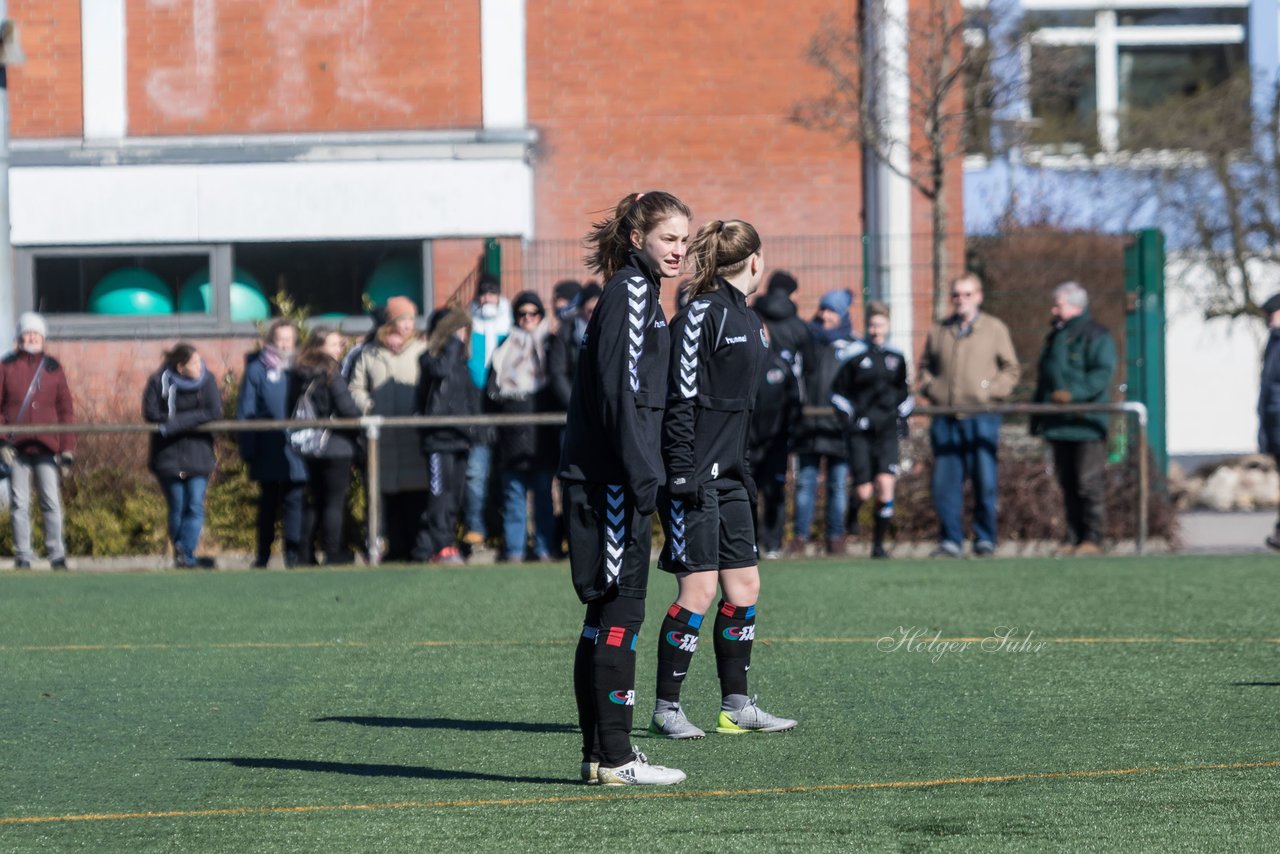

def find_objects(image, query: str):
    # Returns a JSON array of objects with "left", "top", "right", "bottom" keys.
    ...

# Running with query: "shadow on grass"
[
  {"left": 1232, "top": 681, "right": 1280, "bottom": 687},
  {"left": 185, "top": 757, "right": 578, "bottom": 786},
  {"left": 314, "top": 715, "right": 577, "bottom": 734}
]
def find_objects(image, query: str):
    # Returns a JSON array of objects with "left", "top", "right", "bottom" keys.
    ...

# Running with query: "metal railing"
[{"left": 4, "top": 400, "right": 1150, "bottom": 564}]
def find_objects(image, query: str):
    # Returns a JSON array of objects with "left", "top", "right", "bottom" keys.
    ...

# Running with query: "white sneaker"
[
  {"left": 650, "top": 704, "right": 706, "bottom": 740},
  {"left": 596, "top": 748, "right": 686, "bottom": 786},
  {"left": 580, "top": 761, "right": 599, "bottom": 784}
]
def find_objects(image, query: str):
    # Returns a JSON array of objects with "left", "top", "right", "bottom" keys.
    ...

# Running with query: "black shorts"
[
  {"left": 658, "top": 483, "right": 758, "bottom": 573},
  {"left": 564, "top": 480, "right": 652, "bottom": 604},
  {"left": 848, "top": 428, "right": 900, "bottom": 485}
]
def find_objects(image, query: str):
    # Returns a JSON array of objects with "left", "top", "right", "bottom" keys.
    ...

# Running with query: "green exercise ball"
[
  {"left": 88, "top": 268, "right": 174, "bottom": 316},
  {"left": 364, "top": 256, "right": 423, "bottom": 312},
  {"left": 178, "top": 267, "right": 271, "bottom": 323}
]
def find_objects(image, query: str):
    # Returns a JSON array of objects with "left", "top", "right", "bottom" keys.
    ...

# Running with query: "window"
[
  {"left": 1023, "top": 2, "right": 1249, "bottom": 154},
  {"left": 18, "top": 239, "right": 429, "bottom": 337}
]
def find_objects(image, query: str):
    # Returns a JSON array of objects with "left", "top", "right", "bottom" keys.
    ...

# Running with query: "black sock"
[
  {"left": 574, "top": 624, "right": 600, "bottom": 764},
  {"left": 874, "top": 500, "right": 894, "bottom": 548},
  {"left": 655, "top": 603, "right": 703, "bottom": 704},
  {"left": 593, "top": 625, "right": 639, "bottom": 767},
  {"left": 847, "top": 496, "right": 863, "bottom": 535},
  {"left": 713, "top": 600, "right": 756, "bottom": 699}
]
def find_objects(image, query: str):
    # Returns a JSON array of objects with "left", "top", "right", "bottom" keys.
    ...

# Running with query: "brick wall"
[
  {"left": 123, "top": 0, "right": 481, "bottom": 136},
  {"left": 9, "top": 0, "right": 82, "bottom": 138}
]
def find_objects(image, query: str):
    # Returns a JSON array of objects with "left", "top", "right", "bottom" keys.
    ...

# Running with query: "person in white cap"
[{"left": 0, "top": 312, "right": 75, "bottom": 569}]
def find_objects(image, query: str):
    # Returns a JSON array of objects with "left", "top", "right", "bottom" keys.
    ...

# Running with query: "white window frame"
[{"left": 1022, "top": 1, "right": 1249, "bottom": 154}]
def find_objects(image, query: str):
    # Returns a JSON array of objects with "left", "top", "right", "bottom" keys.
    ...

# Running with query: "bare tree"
[
  {"left": 793, "top": 0, "right": 1008, "bottom": 317},
  {"left": 1124, "top": 75, "right": 1277, "bottom": 322}
]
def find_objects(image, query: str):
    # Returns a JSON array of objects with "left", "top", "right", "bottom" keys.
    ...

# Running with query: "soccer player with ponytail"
[
  {"left": 559, "top": 191, "right": 690, "bottom": 786},
  {"left": 650, "top": 219, "right": 798, "bottom": 740}
]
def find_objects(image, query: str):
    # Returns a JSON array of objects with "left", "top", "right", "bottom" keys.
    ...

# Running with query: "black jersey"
[
  {"left": 663, "top": 280, "right": 769, "bottom": 489},
  {"left": 829, "top": 339, "right": 913, "bottom": 432},
  {"left": 558, "top": 252, "right": 670, "bottom": 514}
]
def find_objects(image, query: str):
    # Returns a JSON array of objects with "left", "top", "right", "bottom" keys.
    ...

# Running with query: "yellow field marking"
[
  {"left": 1, "top": 759, "right": 1276, "bottom": 826},
  {"left": 3, "top": 635, "right": 1278, "bottom": 653}
]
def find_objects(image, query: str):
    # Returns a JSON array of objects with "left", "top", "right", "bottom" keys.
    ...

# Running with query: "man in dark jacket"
[
  {"left": 1258, "top": 293, "right": 1280, "bottom": 550},
  {"left": 0, "top": 312, "right": 75, "bottom": 569},
  {"left": 752, "top": 271, "right": 814, "bottom": 383},
  {"left": 749, "top": 325, "right": 801, "bottom": 559},
  {"left": 791, "top": 289, "right": 859, "bottom": 556},
  {"left": 1031, "top": 282, "right": 1117, "bottom": 557}
]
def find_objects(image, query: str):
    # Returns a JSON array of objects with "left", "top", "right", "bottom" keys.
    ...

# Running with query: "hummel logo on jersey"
[
  {"left": 723, "top": 625, "right": 756, "bottom": 641},
  {"left": 609, "top": 690, "right": 636, "bottom": 706},
  {"left": 653, "top": 319, "right": 666, "bottom": 328},
  {"left": 725, "top": 334, "right": 747, "bottom": 344},
  {"left": 666, "top": 631, "right": 699, "bottom": 652}
]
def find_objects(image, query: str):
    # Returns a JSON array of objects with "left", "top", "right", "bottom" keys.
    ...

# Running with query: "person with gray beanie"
[{"left": 0, "top": 312, "right": 75, "bottom": 569}]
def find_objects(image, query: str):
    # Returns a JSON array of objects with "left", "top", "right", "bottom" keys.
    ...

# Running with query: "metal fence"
[{"left": 4, "top": 400, "right": 1150, "bottom": 565}]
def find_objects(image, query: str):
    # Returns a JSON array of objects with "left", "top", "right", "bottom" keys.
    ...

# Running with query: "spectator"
[
  {"left": 462, "top": 273, "right": 511, "bottom": 547},
  {"left": 753, "top": 270, "right": 815, "bottom": 383},
  {"left": 0, "top": 312, "right": 74, "bottom": 570},
  {"left": 349, "top": 297, "right": 430, "bottom": 562},
  {"left": 340, "top": 304, "right": 388, "bottom": 381},
  {"left": 290, "top": 327, "right": 363, "bottom": 566},
  {"left": 414, "top": 307, "right": 476, "bottom": 564},
  {"left": 547, "top": 282, "right": 601, "bottom": 411},
  {"left": 487, "top": 291, "right": 559, "bottom": 562},
  {"left": 831, "top": 301, "right": 913, "bottom": 559},
  {"left": 1031, "top": 282, "right": 1117, "bottom": 557},
  {"left": 919, "top": 272, "right": 1021, "bottom": 558},
  {"left": 749, "top": 324, "right": 801, "bottom": 560},
  {"left": 1259, "top": 293, "right": 1280, "bottom": 551},
  {"left": 552, "top": 279, "right": 582, "bottom": 325},
  {"left": 790, "top": 288, "right": 858, "bottom": 556},
  {"left": 237, "top": 320, "right": 307, "bottom": 568},
  {"left": 143, "top": 342, "right": 222, "bottom": 569}
]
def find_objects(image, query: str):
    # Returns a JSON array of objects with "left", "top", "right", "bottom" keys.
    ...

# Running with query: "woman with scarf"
[
  {"left": 237, "top": 320, "right": 307, "bottom": 567},
  {"left": 144, "top": 342, "right": 222, "bottom": 568},
  {"left": 349, "top": 297, "right": 430, "bottom": 562},
  {"left": 486, "top": 291, "right": 560, "bottom": 562}
]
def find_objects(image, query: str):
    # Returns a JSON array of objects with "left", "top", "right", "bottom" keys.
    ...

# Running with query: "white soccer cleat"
[
  {"left": 650, "top": 704, "right": 707, "bottom": 740},
  {"left": 596, "top": 748, "right": 686, "bottom": 786}
]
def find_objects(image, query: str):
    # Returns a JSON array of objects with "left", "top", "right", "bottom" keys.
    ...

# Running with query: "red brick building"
[{"left": 7, "top": 0, "right": 962, "bottom": 411}]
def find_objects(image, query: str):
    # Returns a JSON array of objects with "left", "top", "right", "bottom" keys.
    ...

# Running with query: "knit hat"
[
  {"left": 476, "top": 273, "right": 501, "bottom": 297},
  {"left": 385, "top": 296, "right": 417, "bottom": 322},
  {"left": 767, "top": 271, "right": 798, "bottom": 295},
  {"left": 1263, "top": 293, "right": 1280, "bottom": 315},
  {"left": 819, "top": 289, "right": 853, "bottom": 319},
  {"left": 16, "top": 311, "right": 46, "bottom": 339},
  {"left": 512, "top": 291, "right": 545, "bottom": 318}
]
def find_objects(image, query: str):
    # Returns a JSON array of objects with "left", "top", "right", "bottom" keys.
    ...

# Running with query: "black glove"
[
  {"left": 666, "top": 474, "right": 702, "bottom": 509},
  {"left": 57, "top": 451, "right": 74, "bottom": 478}
]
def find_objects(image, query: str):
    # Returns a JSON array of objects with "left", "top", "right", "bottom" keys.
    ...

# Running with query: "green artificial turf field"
[{"left": 2, "top": 555, "right": 1279, "bottom": 852}]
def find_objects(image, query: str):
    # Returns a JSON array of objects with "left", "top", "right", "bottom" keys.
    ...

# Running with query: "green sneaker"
[
  {"left": 650, "top": 704, "right": 706, "bottom": 740},
  {"left": 715, "top": 696, "right": 797, "bottom": 734}
]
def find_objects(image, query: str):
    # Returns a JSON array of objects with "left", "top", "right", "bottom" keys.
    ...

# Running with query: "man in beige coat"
[
  {"left": 918, "top": 273, "right": 1020, "bottom": 557},
  {"left": 349, "top": 296, "right": 430, "bottom": 561}
]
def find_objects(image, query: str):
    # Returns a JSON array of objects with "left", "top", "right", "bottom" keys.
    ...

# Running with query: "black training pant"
[{"left": 1051, "top": 439, "right": 1107, "bottom": 546}]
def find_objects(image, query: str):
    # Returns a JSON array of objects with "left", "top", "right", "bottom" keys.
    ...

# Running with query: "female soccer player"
[
  {"left": 650, "top": 219, "right": 798, "bottom": 740},
  {"left": 559, "top": 191, "right": 690, "bottom": 786},
  {"left": 830, "top": 301, "right": 913, "bottom": 558}
]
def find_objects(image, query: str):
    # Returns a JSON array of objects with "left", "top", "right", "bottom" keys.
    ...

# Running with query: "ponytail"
[
  {"left": 686, "top": 219, "right": 761, "bottom": 299},
  {"left": 584, "top": 191, "right": 691, "bottom": 281}
]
